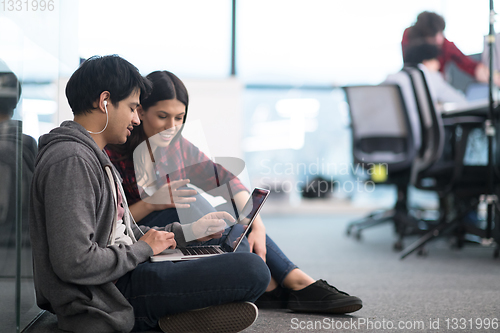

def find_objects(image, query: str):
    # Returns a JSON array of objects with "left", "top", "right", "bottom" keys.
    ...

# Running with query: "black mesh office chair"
[
  {"left": 343, "top": 84, "right": 420, "bottom": 249},
  {"left": 399, "top": 66, "right": 493, "bottom": 258}
]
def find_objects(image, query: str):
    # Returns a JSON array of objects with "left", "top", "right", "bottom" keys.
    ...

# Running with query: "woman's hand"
[
  {"left": 143, "top": 179, "right": 197, "bottom": 211},
  {"left": 192, "top": 212, "right": 235, "bottom": 242},
  {"left": 475, "top": 63, "right": 490, "bottom": 84},
  {"left": 473, "top": 63, "right": 500, "bottom": 86}
]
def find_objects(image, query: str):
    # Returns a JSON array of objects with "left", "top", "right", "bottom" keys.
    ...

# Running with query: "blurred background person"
[
  {"left": 403, "top": 43, "right": 469, "bottom": 110},
  {"left": 401, "top": 11, "right": 500, "bottom": 86}
]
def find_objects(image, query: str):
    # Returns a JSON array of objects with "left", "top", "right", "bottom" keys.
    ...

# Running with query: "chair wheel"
[
  {"left": 393, "top": 241, "right": 403, "bottom": 251},
  {"left": 417, "top": 247, "right": 428, "bottom": 256},
  {"left": 449, "top": 238, "right": 459, "bottom": 249}
]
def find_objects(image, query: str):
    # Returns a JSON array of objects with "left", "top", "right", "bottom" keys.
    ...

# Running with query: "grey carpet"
[
  {"left": 22, "top": 213, "right": 500, "bottom": 332},
  {"left": 245, "top": 213, "right": 500, "bottom": 332}
]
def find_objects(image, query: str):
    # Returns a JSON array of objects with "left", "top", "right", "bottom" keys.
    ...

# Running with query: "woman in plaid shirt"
[
  {"left": 105, "top": 71, "right": 362, "bottom": 314},
  {"left": 402, "top": 11, "right": 500, "bottom": 86}
]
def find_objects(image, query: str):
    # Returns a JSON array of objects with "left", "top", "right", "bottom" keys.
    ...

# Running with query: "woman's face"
[
  {"left": 427, "top": 31, "right": 445, "bottom": 46},
  {"left": 139, "top": 99, "right": 186, "bottom": 147}
]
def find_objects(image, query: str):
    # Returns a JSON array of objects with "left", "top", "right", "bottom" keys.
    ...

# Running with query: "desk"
[
  {"left": 440, "top": 101, "right": 499, "bottom": 169},
  {"left": 441, "top": 100, "right": 499, "bottom": 118},
  {"left": 401, "top": 100, "right": 500, "bottom": 258},
  {"left": 442, "top": 99, "right": 500, "bottom": 251},
  {"left": 440, "top": 101, "right": 496, "bottom": 166}
]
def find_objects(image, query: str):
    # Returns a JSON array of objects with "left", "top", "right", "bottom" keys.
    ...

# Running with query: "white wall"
[
  {"left": 183, "top": 78, "right": 252, "bottom": 190},
  {"left": 183, "top": 78, "right": 244, "bottom": 160}
]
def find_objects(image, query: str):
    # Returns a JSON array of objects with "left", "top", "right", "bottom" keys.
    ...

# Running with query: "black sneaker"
[
  {"left": 287, "top": 280, "right": 362, "bottom": 314},
  {"left": 158, "top": 302, "right": 258, "bottom": 333},
  {"left": 254, "top": 285, "right": 289, "bottom": 309}
]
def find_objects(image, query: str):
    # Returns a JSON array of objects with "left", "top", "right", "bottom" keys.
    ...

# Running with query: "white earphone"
[{"left": 87, "top": 100, "right": 109, "bottom": 134}]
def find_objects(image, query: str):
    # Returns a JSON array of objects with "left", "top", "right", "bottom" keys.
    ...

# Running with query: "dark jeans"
[
  {"left": 141, "top": 192, "right": 298, "bottom": 286},
  {"left": 115, "top": 252, "right": 270, "bottom": 331}
]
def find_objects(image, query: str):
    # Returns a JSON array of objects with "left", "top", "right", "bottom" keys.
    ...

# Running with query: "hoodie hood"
[{"left": 36, "top": 120, "right": 111, "bottom": 169}]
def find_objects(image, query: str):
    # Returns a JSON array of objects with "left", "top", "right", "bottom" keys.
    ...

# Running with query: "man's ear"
[{"left": 99, "top": 91, "right": 111, "bottom": 113}]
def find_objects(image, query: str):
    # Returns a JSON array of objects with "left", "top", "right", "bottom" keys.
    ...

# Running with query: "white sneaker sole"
[{"left": 159, "top": 302, "right": 258, "bottom": 333}]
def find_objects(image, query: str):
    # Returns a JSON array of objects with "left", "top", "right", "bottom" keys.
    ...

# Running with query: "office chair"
[
  {"left": 399, "top": 66, "right": 493, "bottom": 258},
  {"left": 343, "top": 84, "right": 420, "bottom": 249}
]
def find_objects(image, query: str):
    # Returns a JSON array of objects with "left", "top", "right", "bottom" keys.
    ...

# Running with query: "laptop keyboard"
[{"left": 180, "top": 246, "right": 224, "bottom": 256}]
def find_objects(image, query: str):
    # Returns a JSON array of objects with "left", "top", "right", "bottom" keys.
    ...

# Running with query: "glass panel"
[
  {"left": 78, "top": 0, "right": 232, "bottom": 78},
  {"left": 0, "top": 118, "right": 23, "bottom": 333},
  {"left": 2, "top": 1, "right": 233, "bottom": 330},
  {"left": 0, "top": 2, "right": 72, "bottom": 330},
  {"left": 242, "top": 86, "right": 355, "bottom": 203},
  {"left": 237, "top": 0, "right": 493, "bottom": 85},
  {"left": 0, "top": 74, "right": 40, "bottom": 333}
]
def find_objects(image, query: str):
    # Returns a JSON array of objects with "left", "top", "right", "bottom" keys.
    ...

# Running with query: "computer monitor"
[{"left": 481, "top": 33, "right": 500, "bottom": 72}]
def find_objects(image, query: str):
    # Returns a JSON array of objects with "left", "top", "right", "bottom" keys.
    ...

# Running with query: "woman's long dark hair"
[
  {"left": 107, "top": 70, "right": 189, "bottom": 159},
  {"left": 408, "top": 11, "right": 446, "bottom": 40}
]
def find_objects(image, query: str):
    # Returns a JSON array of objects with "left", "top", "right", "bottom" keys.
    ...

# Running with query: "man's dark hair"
[
  {"left": 403, "top": 43, "right": 441, "bottom": 66},
  {"left": 65, "top": 55, "right": 151, "bottom": 115},
  {"left": 0, "top": 71, "right": 22, "bottom": 118},
  {"left": 408, "top": 11, "right": 446, "bottom": 40},
  {"left": 106, "top": 70, "right": 189, "bottom": 158}
]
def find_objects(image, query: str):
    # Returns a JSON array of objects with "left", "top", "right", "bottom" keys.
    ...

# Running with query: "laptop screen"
[{"left": 222, "top": 188, "right": 270, "bottom": 252}]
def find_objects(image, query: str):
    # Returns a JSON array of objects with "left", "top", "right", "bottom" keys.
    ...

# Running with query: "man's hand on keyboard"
[{"left": 139, "top": 229, "right": 177, "bottom": 255}]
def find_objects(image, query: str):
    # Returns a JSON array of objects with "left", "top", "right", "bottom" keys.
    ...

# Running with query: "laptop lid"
[{"left": 221, "top": 188, "right": 270, "bottom": 252}]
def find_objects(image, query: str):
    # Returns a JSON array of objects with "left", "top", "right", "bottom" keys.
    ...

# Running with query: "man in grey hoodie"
[{"left": 29, "top": 55, "right": 270, "bottom": 333}]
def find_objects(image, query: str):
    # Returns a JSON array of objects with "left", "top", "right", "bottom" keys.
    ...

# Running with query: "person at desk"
[
  {"left": 403, "top": 43, "right": 468, "bottom": 110},
  {"left": 402, "top": 11, "right": 500, "bottom": 86},
  {"left": 390, "top": 42, "right": 487, "bottom": 167},
  {"left": 384, "top": 43, "right": 472, "bottom": 162}
]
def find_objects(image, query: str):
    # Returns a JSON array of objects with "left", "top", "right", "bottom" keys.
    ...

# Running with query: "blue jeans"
[
  {"left": 141, "top": 192, "right": 298, "bottom": 286},
  {"left": 115, "top": 252, "right": 270, "bottom": 331}
]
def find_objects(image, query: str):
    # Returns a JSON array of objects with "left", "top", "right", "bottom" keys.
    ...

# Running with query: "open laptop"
[{"left": 150, "top": 188, "right": 270, "bottom": 262}]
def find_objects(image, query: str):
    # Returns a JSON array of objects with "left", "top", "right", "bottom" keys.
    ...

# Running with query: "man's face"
[
  {"left": 423, "top": 58, "right": 440, "bottom": 72},
  {"left": 105, "top": 89, "right": 141, "bottom": 145}
]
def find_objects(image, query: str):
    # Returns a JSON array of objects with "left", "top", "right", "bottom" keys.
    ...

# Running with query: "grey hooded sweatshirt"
[{"left": 29, "top": 121, "right": 188, "bottom": 332}]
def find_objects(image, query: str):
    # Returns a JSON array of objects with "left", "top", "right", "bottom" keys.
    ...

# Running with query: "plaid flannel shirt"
[
  {"left": 105, "top": 136, "right": 248, "bottom": 206},
  {"left": 402, "top": 27, "right": 479, "bottom": 78}
]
